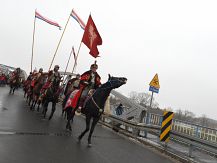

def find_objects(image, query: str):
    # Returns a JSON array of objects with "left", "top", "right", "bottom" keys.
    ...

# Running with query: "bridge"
[
  {"left": 0, "top": 64, "right": 216, "bottom": 162},
  {"left": 0, "top": 86, "right": 176, "bottom": 163},
  {"left": 0, "top": 86, "right": 216, "bottom": 163}
]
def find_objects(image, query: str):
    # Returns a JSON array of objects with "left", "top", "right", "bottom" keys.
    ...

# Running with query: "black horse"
[
  {"left": 67, "top": 75, "right": 127, "bottom": 146},
  {"left": 42, "top": 80, "right": 62, "bottom": 120}
]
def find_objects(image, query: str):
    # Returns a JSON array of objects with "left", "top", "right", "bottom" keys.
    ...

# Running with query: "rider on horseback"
[
  {"left": 11, "top": 67, "right": 21, "bottom": 78},
  {"left": 68, "top": 61, "right": 101, "bottom": 113},
  {"left": 39, "top": 65, "right": 61, "bottom": 100},
  {"left": 9, "top": 68, "right": 21, "bottom": 93},
  {"left": 62, "top": 74, "right": 80, "bottom": 109},
  {"left": 49, "top": 65, "right": 61, "bottom": 83}
]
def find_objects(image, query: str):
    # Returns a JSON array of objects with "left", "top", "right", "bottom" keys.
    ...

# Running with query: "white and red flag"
[
  {"left": 70, "top": 9, "right": 85, "bottom": 30},
  {"left": 82, "top": 15, "right": 102, "bottom": 58},
  {"left": 35, "top": 10, "right": 61, "bottom": 30}
]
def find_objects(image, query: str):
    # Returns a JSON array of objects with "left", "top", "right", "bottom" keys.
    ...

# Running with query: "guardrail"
[
  {"left": 143, "top": 112, "right": 217, "bottom": 144},
  {"left": 100, "top": 114, "right": 217, "bottom": 161}
]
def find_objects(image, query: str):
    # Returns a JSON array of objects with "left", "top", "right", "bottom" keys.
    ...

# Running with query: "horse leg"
[
  {"left": 30, "top": 95, "right": 35, "bottom": 110},
  {"left": 24, "top": 89, "right": 26, "bottom": 97},
  {"left": 9, "top": 85, "right": 12, "bottom": 94},
  {"left": 37, "top": 100, "right": 41, "bottom": 112},
  {"left": 62, "top": 109, "right": 65, "bottom": 116},
  {"left": 28, "top": 94, "right": 32, "bottom": 106},
  {"left": 33, "top": 99, "right": 37, "bottom": 110},
  {"left": 32, "top": 95, "right": 38, "bottom": 110},
  {"left": 66, "top": 108, "right": 73, "bottom": 131},
  {"left": 42, "top": 100, "right": 49, "bottom": 118},
  {"left": 87, "top": 117, "right": 100, "bottom": 147},
  {"left": 48, "top": 101, "right": 56, "bottom": 120},
  {"left": 62, "top": 94, "right": 69, "bottom": 115},
  {"left": 78, "top": 114, "right": 91, "bottom": 142},
  {"left": 12, "top": 86, "right": 16, "bottom": 94},
  {"left": 30, "top": 100, "right": 34, "bottom": 110},
  {"left": 64, "top": 110, "right": 67, "bottom": 119}
]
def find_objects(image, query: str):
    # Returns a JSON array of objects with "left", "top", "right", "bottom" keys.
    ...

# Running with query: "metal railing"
[
  {"left": 143, "top": 112, "right": 217, "bottom": 144},
  {"left": 100, "top": 114, "right": 217, "bottom": 161}
]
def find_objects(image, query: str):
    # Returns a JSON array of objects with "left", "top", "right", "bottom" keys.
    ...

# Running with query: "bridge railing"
[
  {"left": 142, "top": 112, "right": 217, "bottom": 144},
  {"left": 100, "top": 114, "right": 217, "bottom": 159}
]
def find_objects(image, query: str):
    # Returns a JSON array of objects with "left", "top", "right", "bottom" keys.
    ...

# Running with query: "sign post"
[
  {"left": 160, "top": 111, "right": 174, "bottom": 142},
  {"left": 149, "top": 73, "right": 160, "bottom": 107}
]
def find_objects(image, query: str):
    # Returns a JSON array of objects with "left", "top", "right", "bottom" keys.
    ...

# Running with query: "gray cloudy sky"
[{"left": 1, "top": 0, "right": 217, "bottom": 120}]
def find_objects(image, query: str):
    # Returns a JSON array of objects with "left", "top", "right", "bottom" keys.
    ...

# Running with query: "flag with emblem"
[{"left": 82, "top": 15, "right": 102, "bottom": 58}]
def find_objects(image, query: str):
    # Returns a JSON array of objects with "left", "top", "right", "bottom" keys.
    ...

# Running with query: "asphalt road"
[{"left": 0, "top": 86, "right": 176, "bottom": 163}]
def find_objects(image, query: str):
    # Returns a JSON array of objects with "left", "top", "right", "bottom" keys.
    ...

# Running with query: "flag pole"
[
  {"left": 72, "top": 41, "right": 82, "bottom": 73},
  {"left": 63, "top": 47, "right": 73, "bottom": 80},
  {"left": 61, "top": 47, "right": 73, "bottom": 86},
  {"left": 48, "top": 10, "right": 72, "bottom": 71},
  {"left": 31, "top": 11, "right": 36, "bottom": 73}
]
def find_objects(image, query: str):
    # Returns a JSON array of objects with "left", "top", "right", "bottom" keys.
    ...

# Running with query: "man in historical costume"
[
  {"left": 39, "top": 65, "right": 61, "bottom": 100},
  {"left": 48, "top": 65, "right": 61, "bottom": 83},
  {"left": 9, "top": 68, "right": 22, "bottom": 93},
  {"left": 32, "top": 68, "right": 44, "bottom": 87},
  {"left": 30, "top": 69, "right": 38, "bottom": 88},
  {"left": 64, "top": 61, "right": 101, "bottom": 113},
  {"left": 10, "top": 68, "right": 21, "bottom": 84},
  {"left": 62, "top": 74, "right": 80, "bottom": 108}
]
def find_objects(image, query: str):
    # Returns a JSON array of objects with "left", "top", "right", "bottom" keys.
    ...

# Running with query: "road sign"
[
  {"left": 160, "top": 111, "right": 174, "bottom": 142},
  {"left": 149, "top": 74, "right": 160, "bottom": 89},
  {"left": 149, "top": 86, "right": 159, "bottom": 93}
]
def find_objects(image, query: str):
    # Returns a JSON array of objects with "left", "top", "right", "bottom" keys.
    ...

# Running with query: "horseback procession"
[{"left": 6, "top": 9, "right": 127, "bottom": 147}]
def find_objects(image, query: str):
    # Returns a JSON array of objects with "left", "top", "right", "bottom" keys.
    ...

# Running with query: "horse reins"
[{"left": 90, "top": 79, "right": 121, "bottom": 112}]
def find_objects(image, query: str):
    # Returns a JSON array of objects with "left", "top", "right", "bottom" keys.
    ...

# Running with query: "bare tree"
[
  {"left": 128, "top": 91, "right": 159, "bottom": 108},
  {"left": 200, "top": 114, "right": 209, "bottom": 126}
]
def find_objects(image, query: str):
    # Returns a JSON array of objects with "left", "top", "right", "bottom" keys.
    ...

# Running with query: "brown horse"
[
  {"left": 9, "top": 75, "right": 20, "bottom": 94},
  {"left": 30, "top": 75, "right": 46, "bottom": 111}
]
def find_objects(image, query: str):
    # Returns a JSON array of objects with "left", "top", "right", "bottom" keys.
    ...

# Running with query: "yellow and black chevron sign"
[{"left": 160, "top": 111, "right": 174, "bottom": 142}]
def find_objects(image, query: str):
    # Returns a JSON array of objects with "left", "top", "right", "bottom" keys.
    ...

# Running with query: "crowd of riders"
[{"left": 13, "top": 61, "right": 102, "bottom": 116}]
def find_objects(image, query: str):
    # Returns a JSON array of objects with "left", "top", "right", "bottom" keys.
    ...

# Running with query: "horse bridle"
[{"left": 90, "top": 79, "right": 124, "bottom": 112}]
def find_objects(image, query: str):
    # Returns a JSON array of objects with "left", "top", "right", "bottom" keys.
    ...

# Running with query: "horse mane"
[{"left": 98, "top": 80, "right": 111, "bottom": 89}]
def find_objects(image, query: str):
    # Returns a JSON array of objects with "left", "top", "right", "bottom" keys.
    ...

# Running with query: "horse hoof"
[
  {"left": 77, "top": 136, "right": 82, "bottom": 143},
  {"left": 88, "top": 143, "right": 92, "bottom": 147},
  {"left": 66, "top": 124, "right": 72, "bottom": 131}
]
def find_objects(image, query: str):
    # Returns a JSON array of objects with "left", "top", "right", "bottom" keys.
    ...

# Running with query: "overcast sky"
[{"left": 1, "top": 0, "right": 217, "bottom": 120}]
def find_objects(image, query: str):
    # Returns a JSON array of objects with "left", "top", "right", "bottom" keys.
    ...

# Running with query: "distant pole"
[
  {"left": 62, "top": 47, "right": 73, "bottom": 85},
  {"left": 71, "top": 41, "right": 82, "bottom": 74},
  {"left": 31, "top": 13, "right": 36, "bottom": 73},
  {"left": 150, "top": 91, "right": 154, "bottom": 108},
  {"left": 63, "top": 47, "right": 73, "bottom": 76},
  {"left": 48, "top": 10, "right": 72, "bottom": 71}
]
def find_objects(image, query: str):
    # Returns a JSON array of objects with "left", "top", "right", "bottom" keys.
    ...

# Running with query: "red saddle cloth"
[{"left": 64, "top": 89, "right": 81, "bottom": 110}]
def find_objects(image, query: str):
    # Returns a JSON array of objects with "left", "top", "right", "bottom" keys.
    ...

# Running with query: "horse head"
[{"left": 107, "top": 74, "right": 127, "bottom": 89}]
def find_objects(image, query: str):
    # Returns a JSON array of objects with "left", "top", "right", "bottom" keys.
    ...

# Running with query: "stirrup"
[{"left": 75, "top": 107, "right": 82, "bottom": 116}]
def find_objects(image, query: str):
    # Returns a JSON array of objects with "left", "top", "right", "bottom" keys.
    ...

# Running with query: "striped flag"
[
  {"left": 35, "top": 11, "right": 61, "bottom": 30},
  {"left": 70, "top": 9, "right": 85, "bottom": 30}
]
